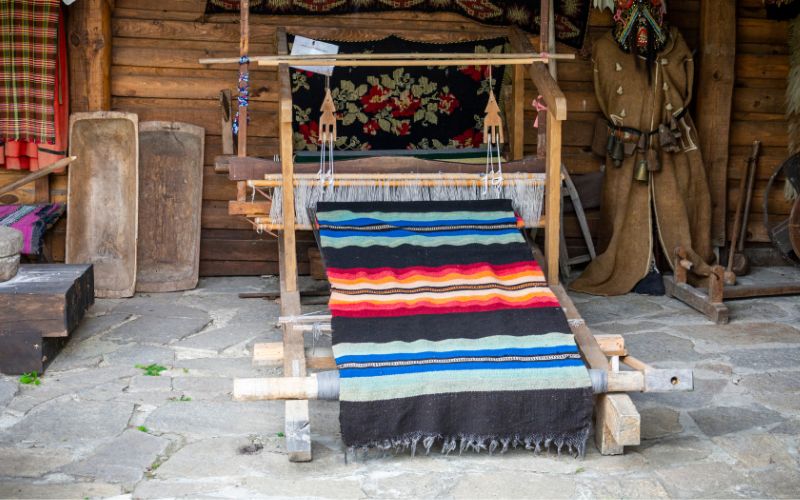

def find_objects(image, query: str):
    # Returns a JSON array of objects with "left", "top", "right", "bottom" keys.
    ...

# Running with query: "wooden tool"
[
  {"left": 0, "top": 156, "right": 75, "bottom": 197},
  {"left": 727, "top": 140, "right": 760, "bottom": 278}
]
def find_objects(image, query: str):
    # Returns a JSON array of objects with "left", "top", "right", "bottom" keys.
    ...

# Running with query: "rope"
[{"left": 533, "top": 95, "right": 547, "bottom": 128}]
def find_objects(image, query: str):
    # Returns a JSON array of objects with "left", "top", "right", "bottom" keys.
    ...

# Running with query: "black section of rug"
[
  {"left": 205, "top": 0, "right": 591, "bottom": 48},
  {"left": 340, "top": 387, "right": 595, "bottom": 453}
]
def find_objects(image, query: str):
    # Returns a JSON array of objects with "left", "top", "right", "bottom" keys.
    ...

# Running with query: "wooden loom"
[{"left": 202, "top": 0, "right": 694, "bottom": 461}]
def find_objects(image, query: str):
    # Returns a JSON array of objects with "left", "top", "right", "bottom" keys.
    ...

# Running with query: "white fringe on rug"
[{"left": 268, "top": 179, "right": 545, "bottom": 227}]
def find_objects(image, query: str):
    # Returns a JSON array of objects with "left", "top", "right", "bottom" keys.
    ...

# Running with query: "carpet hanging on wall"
[
  {"left": 290, "top": 35, "right": 507, "bottom": 152},
  {"left": 0, "top": 2, "right": 68, "bottom": 171},
  {"left": 205, "top": 0, "right": 592, "bottom": 49},
  {"left": 315, "top": 199, "right": 594, "bottom": 457}
]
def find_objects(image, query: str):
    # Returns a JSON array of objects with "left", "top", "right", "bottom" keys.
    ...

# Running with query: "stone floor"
[{"left": 1, "top": 268, "right": 799, "bottom": 499}]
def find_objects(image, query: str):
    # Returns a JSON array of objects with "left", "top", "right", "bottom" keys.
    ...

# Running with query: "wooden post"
[
  {"left": 536, "top": 2, "right": 550, "bottom": 160},
  {"left": 236, "top": 0, "right": 249, "bottom": 202},
  {"left": 511, "top": 64, "right": 525, "bottom": 161},
  {"left": 696, "top": 0, "right": 736, "bottom": 249},
  {"left": 67, "top": 0, "right": 113, "bottom": 112},
  {"left": 595, "top": 394, "right": 640, "bottom": 455},
  {"left": 545, "top": 113, "right": 562, "bottom": 286},
  {"left": 276, "top": 27, "right": 309, "bottom": 463}
]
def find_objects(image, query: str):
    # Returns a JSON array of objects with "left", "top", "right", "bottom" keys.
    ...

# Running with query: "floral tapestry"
[
  {"left": 289, "top": 36, "right": 508, "bottom": 152},
  {"left": 206, "top": 0, "right": 592, "bottom": 49},
  {"left": 764, "top": 0, "right": 800, "bottom": 20}
]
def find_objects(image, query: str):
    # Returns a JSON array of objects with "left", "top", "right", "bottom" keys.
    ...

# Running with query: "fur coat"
[{"left": 570, "top": 27, "right": 713, "bottom": 296}]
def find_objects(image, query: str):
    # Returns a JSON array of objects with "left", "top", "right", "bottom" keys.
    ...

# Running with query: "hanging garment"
[
  {"left": 0, "top": 1, "right": 67, "bottom": 171},
  {"left": 570, "top": 27, "right": 713, "bottom": 296}
]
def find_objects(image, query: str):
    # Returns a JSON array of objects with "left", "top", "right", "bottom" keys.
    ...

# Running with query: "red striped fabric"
[{"left": 0, "top": 1, "right": 61, "bottom": 144}]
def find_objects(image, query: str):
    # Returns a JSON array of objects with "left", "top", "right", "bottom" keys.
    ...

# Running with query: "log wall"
[
  {"left": 1, "top": 0, "right": 788, "bottom": 274},
  {"left": 731, "top": 0, "right": 792, "bottom": 243}
]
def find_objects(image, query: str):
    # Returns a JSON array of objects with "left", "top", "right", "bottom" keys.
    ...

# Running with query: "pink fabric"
[
  {"left": 533, "top": 96, "right": 547, "bottom": 128},
  {"left": 0, "top": 203, "right": 63, "bottom": 254}
]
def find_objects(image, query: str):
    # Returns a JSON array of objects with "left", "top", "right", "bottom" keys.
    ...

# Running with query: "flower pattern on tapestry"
[{"left": 289, "top": 36, "right": 507, "bottom": 152}]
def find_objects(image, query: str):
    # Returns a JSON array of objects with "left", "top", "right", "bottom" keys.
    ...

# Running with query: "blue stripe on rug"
[
  {"left": 320, "top": 228, "right": 520, "bottom": 238},
  {"left": 319, "top": 217, "right": 518, "bottom": 227},
  {"left": 339, "top": 358, "right": 586, "bottom": 378},
  {"left": 335, "top": 345, "right": 579, "bottom": 364}
]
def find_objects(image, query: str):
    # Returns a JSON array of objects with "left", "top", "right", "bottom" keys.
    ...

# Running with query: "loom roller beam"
[{"left": 234, "top": 367, "right": 694, "bottom": 401}]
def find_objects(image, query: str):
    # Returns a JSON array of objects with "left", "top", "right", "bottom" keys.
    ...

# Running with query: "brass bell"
[
  {"left": 634, "top": 158, "right": 649, "bottom": 182},
  {"left": 611, "top": 138, "right": 625, "bottom": 167}
]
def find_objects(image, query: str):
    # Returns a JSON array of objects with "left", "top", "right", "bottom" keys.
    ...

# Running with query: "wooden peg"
[
  {"left": 709, "top": 265, "right": 725, "bottom": 304},
  {"left": 319, "top": 88, "right": 337, "bottom": 143},
  {"left": 483, "top": 89, "right": 504, "bottom": 145},
  {"left": 674, "top": 246, "right": 690, "bottom": 284}
]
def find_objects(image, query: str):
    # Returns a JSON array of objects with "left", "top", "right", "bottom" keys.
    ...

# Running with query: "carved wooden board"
[
  {"left": 67, "top": 112, "right": 138, "bottom": 298},
  {"left": 136, "top": 121, "right": 205, "bottom": 292}
]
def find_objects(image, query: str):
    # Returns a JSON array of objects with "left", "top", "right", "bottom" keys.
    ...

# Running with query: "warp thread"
[{"left": 268, "top": 179, "right": 545, "bottom": 227}]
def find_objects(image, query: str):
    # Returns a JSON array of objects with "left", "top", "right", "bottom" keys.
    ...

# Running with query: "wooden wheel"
[
  {"left": 763, "top": 154, "right": 800, "bottom": 265},
  {"left": 790, "top": 196, "right": 800, "bottom": 259}
]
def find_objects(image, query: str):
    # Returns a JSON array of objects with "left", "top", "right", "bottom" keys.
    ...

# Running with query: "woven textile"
[
  {"left": 290, "top": 36, "right": 507, "bottom": 152},
  {"left": 316, "top": 199, "right": 594, "bottom": 456},
  {"left": 0, "top": 204, "right": 64, "bottom": 255},
  {"left": 0, "top": 1, "right": 61, "bottom": 144},
  {"left": 206, "top": 0, "right": 592, "bottom": 49}
]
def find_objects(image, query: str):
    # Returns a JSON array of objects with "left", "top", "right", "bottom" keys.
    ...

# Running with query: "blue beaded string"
[{"left": 233, "top": 56, "right": 251, "bottom": 136}]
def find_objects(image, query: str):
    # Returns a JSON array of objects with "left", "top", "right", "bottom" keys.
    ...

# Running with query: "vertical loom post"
[
  {"left": 276, "top": 27, "right": 310, "bottom": 462},
  {"left": 536, "top": 1, "right": 550, "bottom": 160},
  {"left": 545, "top": 113, "right": 562, "bottom": 286},
  {"left": 511, "top": 63, "right": 525, "bottom": 161},
  {"left": 236, "top": 0, "right": 249, "bottom": 202}
]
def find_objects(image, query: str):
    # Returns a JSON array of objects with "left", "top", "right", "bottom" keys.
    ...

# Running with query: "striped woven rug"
[{"left": 316, "top": 200, "right": 594, "bottom": 457}]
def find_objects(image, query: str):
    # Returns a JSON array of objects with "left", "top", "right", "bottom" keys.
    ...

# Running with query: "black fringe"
[{"left": 344, "top": 427, "right": 591, "bottom": 462}]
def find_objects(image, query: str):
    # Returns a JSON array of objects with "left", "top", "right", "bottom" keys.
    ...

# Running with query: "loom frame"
[{"left": 202, "top": 0, "right": 694, "bottom": 461}]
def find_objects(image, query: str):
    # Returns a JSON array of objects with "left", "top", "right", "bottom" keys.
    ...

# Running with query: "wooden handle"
[
  {"left": 738, "top": 140, "right": 761, "bottom": 251},
  {"left": 0, "top": 156, "right": 76, "bottom": 197}
]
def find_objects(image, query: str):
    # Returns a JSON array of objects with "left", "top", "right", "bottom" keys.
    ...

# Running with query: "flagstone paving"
[{"left": 0, "top": 269, "right": 799, "bottom": 499}]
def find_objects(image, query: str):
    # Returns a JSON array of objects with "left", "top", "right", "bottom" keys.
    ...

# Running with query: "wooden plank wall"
[
  {"left": 4, "top": 0, "right": 784, "bottom": 274},
  {"left": 732, "top": 0, "right": 792, "bottom": 243}
]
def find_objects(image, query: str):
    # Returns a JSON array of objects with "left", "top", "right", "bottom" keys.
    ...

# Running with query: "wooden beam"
[
  {"left": 252, "top": 342, "right": 336, "bottom": 370},
  {"left": 232, "top": 371, "right": 651, "bottom": 401},
  {"left": 595, "top": 394, "right": 640, "bottom": 455},
  {"left": 508, "top": 28, "right": 567, "bottom": 121},
  {"left": 545, "top": 113, "right": 562, "bottom": 285},
  {"left": 663, "top": 274, "right": 730, "bottom": 324},
  {"left": 696, "top": 0, "right": 736, "bottom": 248},
  {"left": 236, "top": 0, "right": 250, "bottom": 202},
  {"left": 511, "top": 64, "right": 525, "bottom": 161},
  {"left": 550, "top": 283, "right": 610, "bottom": 370},
  {"left": 0, "top": 157, "right": 75, "bottom": 197},
  {"left": 67, "top": 0, "right": 113, "bottom": 112},
  {"left": 274, "top": 26, "right": 308, "bottom": 463}
]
